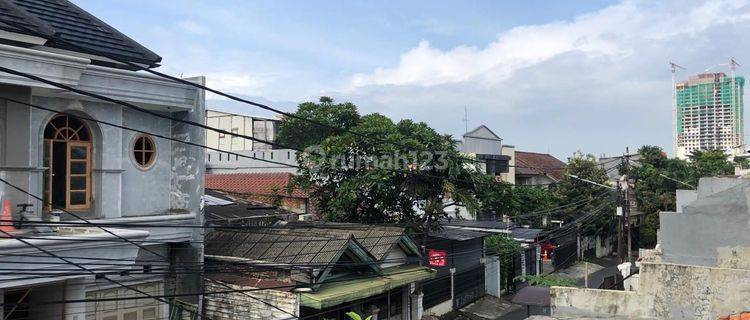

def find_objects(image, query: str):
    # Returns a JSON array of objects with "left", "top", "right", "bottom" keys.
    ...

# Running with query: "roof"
[
  {"left": 515, "top": 151, "right": 567, "bottom": 181},
  {"left": 282, "top": 222, "right": 416, "bottom": 261},
  {"left": 203, "top": 189, "right": 297, "bottom": 225},
  {"left": 511, "top": 227, "right": 544, "bottom": 242},
  {"left": 205, "top": 172, "right": 308, "bottom": 198},
  {"left": 300, "top": 265, "right": 436, "bottom": 309},
  {"left": 429, "top": 228, "right": 493, "bottom": 241},
  {"left": 445, "top": 220, "right": 512, "bottom": 230},
  {"left": 205, "top": 229, "right": 354, "bottom": 266},
  {"left": 463, "top": 124, "right": 502, "bottom": 141},
  {"left": 0, "top": 0, "right": 161, "bottom": 67}
]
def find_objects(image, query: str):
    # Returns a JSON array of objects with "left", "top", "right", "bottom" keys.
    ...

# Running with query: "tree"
[
  {"left": 485, "top": 235, "right": 521, "bottom": 292},
  {"left": 290, "top": 104, "right": 477, "bottom": 230},
  {"left": 551, "top": 152, "right": 615, "bottom": 237},
  {"left": 631, "top": 146, "right": 735, "bottom": 248},
  {"left": 689, "top": 149, "right": 734, "bottom": 177},
  {"left": 276, "top": 96, "right": 360, "bottom": 150}
]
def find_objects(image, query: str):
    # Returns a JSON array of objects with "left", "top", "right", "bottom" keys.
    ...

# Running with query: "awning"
[{"left": 300, "top": 265, "right": 436, "bottom": 309}]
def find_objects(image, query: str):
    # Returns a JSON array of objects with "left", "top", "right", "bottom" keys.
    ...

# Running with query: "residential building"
[
  {"left": 550, "top": 176, "right": 750, "bottom": 319},
  {"left": 205, "top": 172, "right": 314, "bottom": 217},
  {"left": 205, "top": 110, "right": 279, "bottom": 151},
  {"left": 422, "top": 228, "right": 491, "bottom": 316},
  {"left": 203, "top": 224, "right": 434, "bottom": 319},
  {"left": 206, "top": 149, "right": 298, "bottom": 174},
  {"left": 514, "top": 151, "right": 565, "bottom": 186},
  {"left": 0, "top": 1, "right": 205, "bottom": 319},
  {"left": 446, "top": 125, "right": 514, "bottom": 220},
  {"left": 674, "top": 72, "right": 745, "bottom": 159},
  {"left": 457, "top": 125, "right": 515, "bottom": 184}
]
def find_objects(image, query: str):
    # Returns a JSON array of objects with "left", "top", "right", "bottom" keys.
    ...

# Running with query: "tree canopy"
[{"left": 283, "top": 98, "right": 478, "bottom": 232}]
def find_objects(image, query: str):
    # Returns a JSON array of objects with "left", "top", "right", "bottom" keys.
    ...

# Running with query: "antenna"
[
  {"left": 463, "top": 106, "right": 468, "bottom": 133},
  {"left": 670, "top": 60, "right": 685, "bottom": 158}
]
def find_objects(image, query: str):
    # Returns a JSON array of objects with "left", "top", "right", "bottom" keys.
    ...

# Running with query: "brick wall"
[{"left": 204, "top": 280, "right": 298, "bottom": 319}]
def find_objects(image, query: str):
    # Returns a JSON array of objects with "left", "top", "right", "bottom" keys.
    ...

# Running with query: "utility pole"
[
  {"left": 616, "top": 156, "right": 624, "bottom": 263},
  {"left": 624, "top": 148, "right": 632, "bottom": 265}
]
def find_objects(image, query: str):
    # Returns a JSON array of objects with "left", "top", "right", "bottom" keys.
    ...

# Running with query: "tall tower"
[{"left": 675, "top": 71, "right": 745, "bottom": 159}]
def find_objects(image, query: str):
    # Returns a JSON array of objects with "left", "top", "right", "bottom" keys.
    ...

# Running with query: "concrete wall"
[
  {"left": 552, "top": 262, "right": 750, "bottom": 320},
  {"left": 660, "top": 180, "right": 750, "bottom": 267},
  {"left": 205, "top": 110, "right": 278, "bottom": 151},
  {"left": 204, "top": 280, "right": 297, "bottom": 320},
  {"left": 206, "top": 149, "right": 298, "bottom": 174}
]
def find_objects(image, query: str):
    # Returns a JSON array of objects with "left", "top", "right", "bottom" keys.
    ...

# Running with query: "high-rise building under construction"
[{"left": 674, "top": 72, "right": 745, "bottom": 159}]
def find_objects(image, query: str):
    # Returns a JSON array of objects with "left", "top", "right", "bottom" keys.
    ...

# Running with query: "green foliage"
[
  {"left": 551, "top": 152, "right": 615, "bottom": 236},
  {"left": 345, "top": 312, "right": 372, "bottom": 320},
  {"left": 473, "top": 177, "right": 557, "bottom": 226},
  {"left": 631, "top": 146, "right": 736, "bottom": 248},
  {"left": 276, "top": 96, "right": 360, "bottom": 150},
  {"left": 689, "top": 149, "right": 735, "bottom": 177},
  {"left": 513, "top": 274, "right": 577, "bottom": 288},
  {"left": 287, "top": 98, "right": 477, "bottom": 231},
  {"left": 485, "top": 235, "right": 521, "bottom": 292}
]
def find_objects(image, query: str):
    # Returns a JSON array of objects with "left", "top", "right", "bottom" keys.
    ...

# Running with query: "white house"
[{"left": 0, "top": 2, "right": 204, "bottom": 319}]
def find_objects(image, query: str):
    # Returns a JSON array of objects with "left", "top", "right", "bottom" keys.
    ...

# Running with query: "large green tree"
[
  {"left": 286, "top": 104, "right": 478, "bottom": 230},
  {"left": 631, "top": 146, "right": 736, "bottom": 248},
  {"left": 551, "top": 152, "right": 615, "bottom": 236},
  {"left": 276, "top": 96, "right": 360, "bottom": 150}
]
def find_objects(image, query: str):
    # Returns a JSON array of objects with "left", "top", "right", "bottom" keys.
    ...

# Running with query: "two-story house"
[{"left": 0, "top": 1, "right": 204, "bottom": 319}]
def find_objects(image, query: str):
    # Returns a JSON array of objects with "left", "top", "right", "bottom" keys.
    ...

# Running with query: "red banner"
[{"left": 428, "top": 249, "right": 447, "bottom": 267}]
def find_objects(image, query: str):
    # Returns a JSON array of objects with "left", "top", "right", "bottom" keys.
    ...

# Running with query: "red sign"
[{"left": 428, "top": 249, "right": 447, "bottom": 267}]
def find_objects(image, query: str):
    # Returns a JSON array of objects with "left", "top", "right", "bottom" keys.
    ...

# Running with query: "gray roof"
[
  {"left": 429, "top": 228, "right": 493, "bottom": 241},
  {"left": 205, "top": 229, "right": 352, "bottom": 266},
  {"left": 511, "top": 227, "right": 544, "bottom": 241},
  {"left": 282, "top": 222, "right": 413, "bottom": 261},
  {"left": 445, "top": 220, "right": 512, "bottom": 230},
  {"left": 0, "top": 0, "right": 161, "bottom": 67}
]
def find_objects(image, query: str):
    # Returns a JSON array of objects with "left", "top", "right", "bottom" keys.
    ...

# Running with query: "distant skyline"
[{"left": 76, "top": 0, "right": 750, "bottom": 159}]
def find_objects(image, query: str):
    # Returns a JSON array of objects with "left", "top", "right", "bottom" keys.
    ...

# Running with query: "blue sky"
[{"left": 77, "top": 0, "right": 750, "bottom": 159}]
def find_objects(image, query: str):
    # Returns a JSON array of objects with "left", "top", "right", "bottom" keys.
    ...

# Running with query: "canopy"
[{"left": 300, "top": 265, "right": 435, "bottom": 309}]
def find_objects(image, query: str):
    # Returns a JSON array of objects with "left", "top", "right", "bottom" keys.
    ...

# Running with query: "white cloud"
[
  {"left": 349, "top": 0, "right": 750, "bottom": 89},
  {"left": 337, "top": 0, "right": 750, "bottom": 158}
]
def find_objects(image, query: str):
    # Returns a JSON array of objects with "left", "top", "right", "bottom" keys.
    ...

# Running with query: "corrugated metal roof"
[{"left": 0, "top": 0, "right": 161, "bottom": 67}]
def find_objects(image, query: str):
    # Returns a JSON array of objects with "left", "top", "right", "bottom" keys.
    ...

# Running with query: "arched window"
[
  {"left": 43, "top": 115, "right": 92, "bottom": 211},
  {"left": 132, "top": 134, "right": 156, "bottom": 169}
]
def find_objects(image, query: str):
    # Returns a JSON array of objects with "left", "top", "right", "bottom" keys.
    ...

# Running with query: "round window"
[{"left": 133, "top": 134, "right": 156, "bottom": 169}]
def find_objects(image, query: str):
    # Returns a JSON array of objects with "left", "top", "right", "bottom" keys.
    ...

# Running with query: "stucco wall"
[
  {"left": 120, "top": 107, "right": 172, "bottom": 216},
  {"left": 660, "top": 181, "right": 750, "bottom": 267},
  {"left": 551, "top": 262, "right": 750, "bottom": 319}
]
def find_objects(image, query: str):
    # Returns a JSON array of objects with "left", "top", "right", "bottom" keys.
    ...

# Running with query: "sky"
[{"left": 77, "top": 0, "right": 750, "bottom": 159}]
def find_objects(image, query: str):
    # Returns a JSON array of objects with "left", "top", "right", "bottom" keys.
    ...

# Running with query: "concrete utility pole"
[{"left": 619, "top": 148, "right": 638, "bottom": 272}]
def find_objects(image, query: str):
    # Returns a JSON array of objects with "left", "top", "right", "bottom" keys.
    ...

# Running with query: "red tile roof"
[
  {"left": 515, "top": 151, "right": 566, "bottom": 181},
  {"left": 205, "top": 173, "right": 307, "bottom": 198}
]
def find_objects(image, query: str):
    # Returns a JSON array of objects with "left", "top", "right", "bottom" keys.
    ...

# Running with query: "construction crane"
[{"left": 670, "top": 60, "right": 686, "bottom": 158}]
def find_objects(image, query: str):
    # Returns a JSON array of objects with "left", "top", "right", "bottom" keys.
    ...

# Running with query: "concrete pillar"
[
  {"left": 0, "top": 288, "right": 4, "bottom": 319},
  {"left": 401, "top": 287, "right": 410, "bottom": 320},
  {"left": 409, "top": 292, "right": 423, "bottom": 320},
  {"left": 64, "top": 278, "right": 87, "bottom": 320}
]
